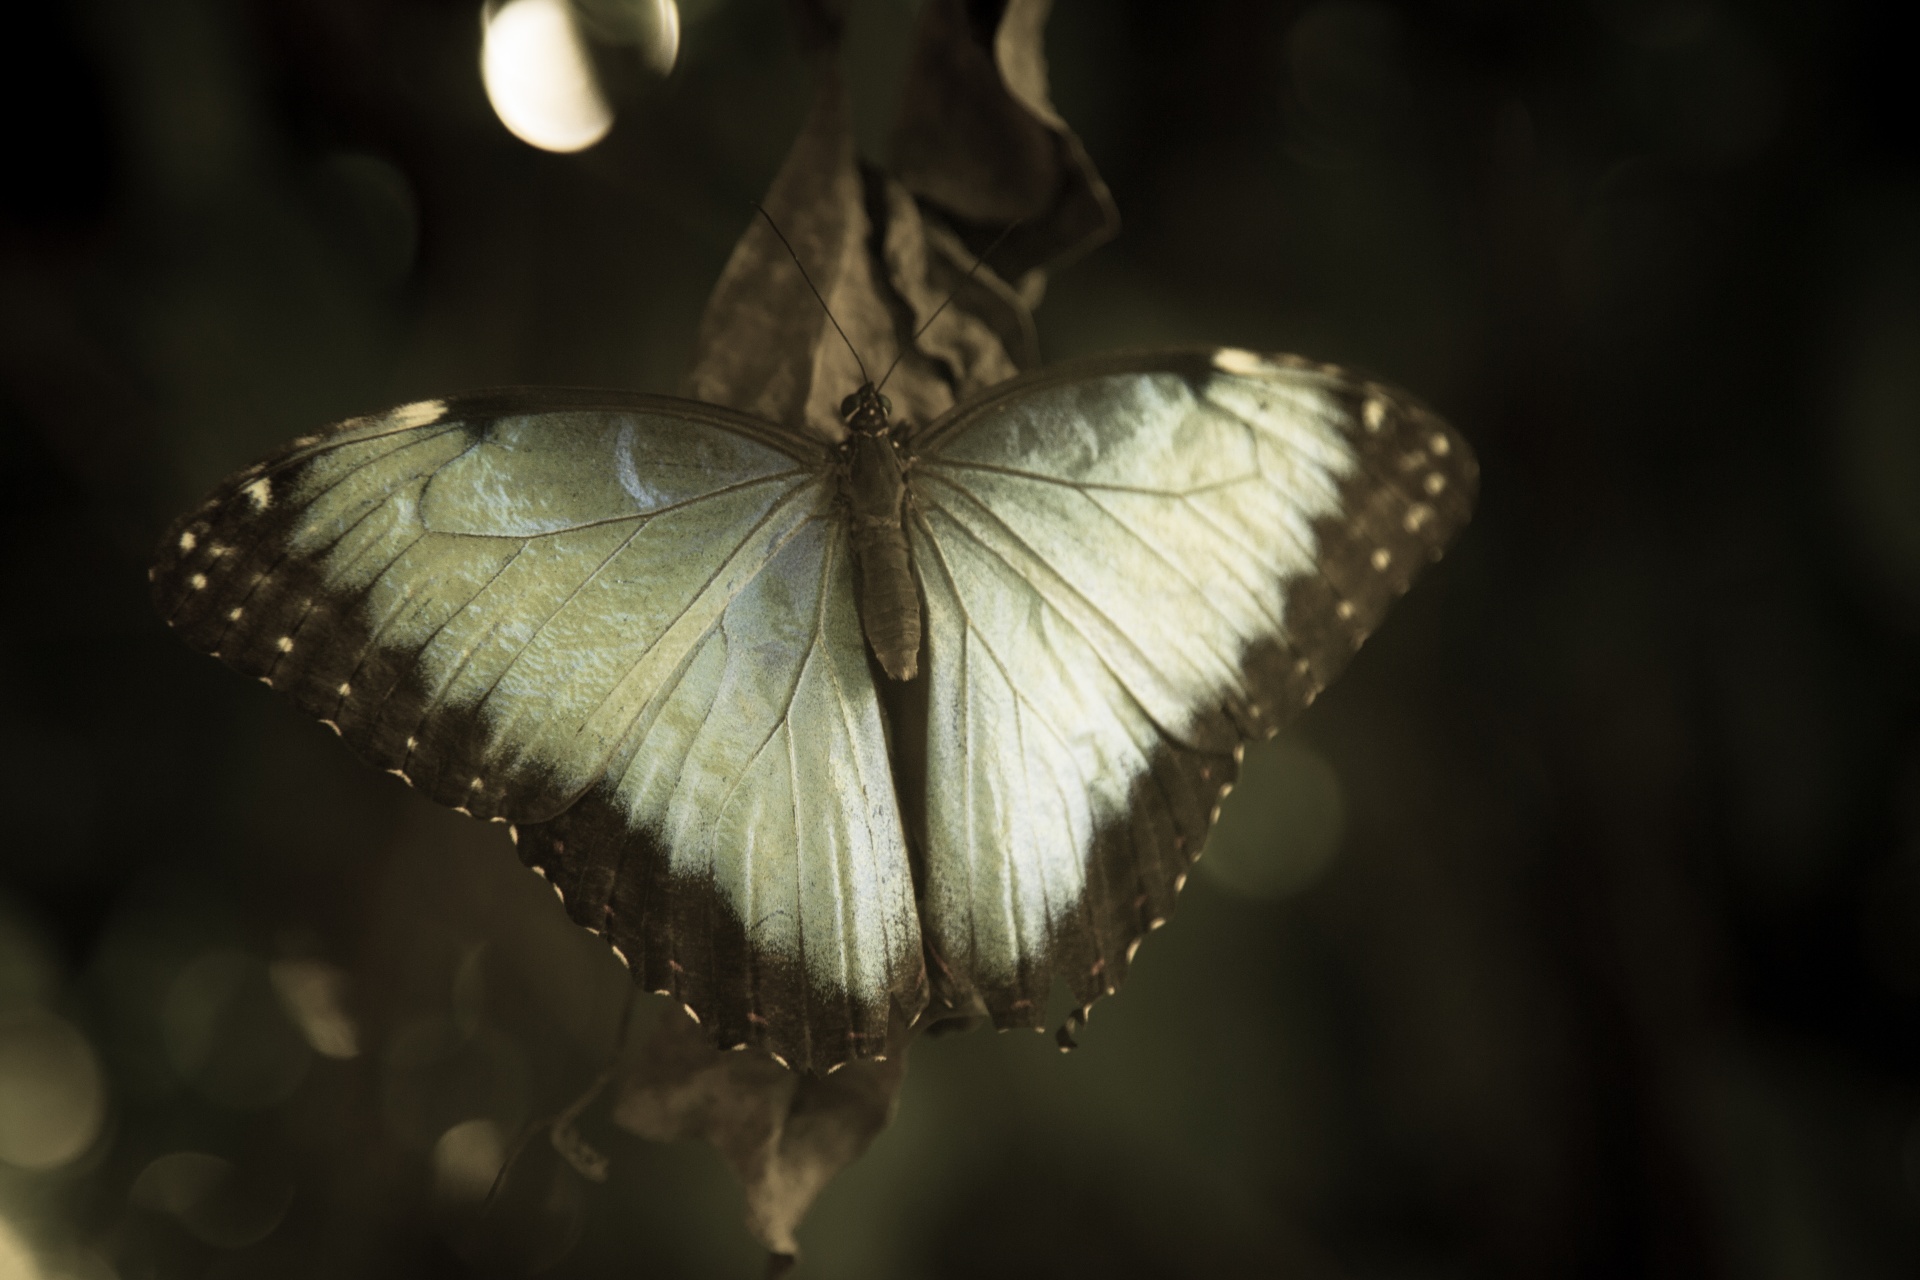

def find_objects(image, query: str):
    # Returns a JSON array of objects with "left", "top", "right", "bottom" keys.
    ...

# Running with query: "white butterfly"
[{"left": 152, "top": 345, "right": 1474, "bottom": 1073}]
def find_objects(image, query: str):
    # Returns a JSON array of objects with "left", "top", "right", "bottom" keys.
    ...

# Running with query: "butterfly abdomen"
[{"left": 844, "top": 432, "right": 921, "bottom": 681}]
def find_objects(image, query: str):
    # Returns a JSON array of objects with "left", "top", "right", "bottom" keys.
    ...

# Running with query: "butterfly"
[{"left": 151, "top": 346, "right": 1475, "bottom": 1073}]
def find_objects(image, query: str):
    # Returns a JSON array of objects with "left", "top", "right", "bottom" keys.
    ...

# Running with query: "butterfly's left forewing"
[
  {"left": 908, "top": 349, "right": 1476, "bottom": 1030},
  {"left": 154, "top": 392, "right": 924, "bottom": 1071}
]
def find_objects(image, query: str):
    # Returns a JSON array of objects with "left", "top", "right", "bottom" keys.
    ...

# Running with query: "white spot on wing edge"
[
  {"left": 388, "top": 398, "right": 448, "bottom": 429},
  {"left": 1363, "top": 397, "right": 1389, "bottom": 432},
  {"left": 178, "top": 530, "right": 197, "bottom": 552},
  {"left": 189, "top": 573, "right": 208, "bottom": 590},
  {"left": 243, "top": 477, "right": 272, "bottom": 510},
  {"left": 276, "top": 635, "right": 294, "bottom": 653},
  {"left": 1211, "top": 347, "right": 1274, "bottom": 377}
]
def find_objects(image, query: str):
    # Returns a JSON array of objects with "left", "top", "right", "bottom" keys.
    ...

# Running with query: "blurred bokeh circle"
[{"left": 0, "top": 1008, "right": 106, "bottom": 1172}]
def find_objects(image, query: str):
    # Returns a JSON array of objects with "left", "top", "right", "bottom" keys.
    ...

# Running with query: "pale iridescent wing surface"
[
  {"left": 151, "top": 392, "right": 924, "bottom": 1071},
  {"left": 906, "top": 349, "right": 1477, "bottom": 1033}
]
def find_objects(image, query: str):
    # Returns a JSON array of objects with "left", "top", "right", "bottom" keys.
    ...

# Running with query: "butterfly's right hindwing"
[{"left": 153, "top": 392, "right": 925, "bottom": 1072}]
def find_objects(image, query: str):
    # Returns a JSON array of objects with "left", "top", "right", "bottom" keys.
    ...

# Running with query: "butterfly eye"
[
  {"left": 840, "top": 393, "right": 859, "bottom": 418},
  {"left": 877, "top": 395, "right": 892, "bottom": 415}
]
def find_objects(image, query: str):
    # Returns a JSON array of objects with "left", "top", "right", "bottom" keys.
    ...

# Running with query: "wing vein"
[
  {"left": 392, "top": 539, "right": 535, "bottom": 768},
  {"left": 919, "top": 476, "right": 1195, "bottom": 728},
  {"left": 477, "top": 481, "right": 819, "bottom": 768},
  {"left": 1203, "top": 396, "right": 1363, "bottom": 636},
  {"left": 924, "top": 457, "right": 1256, "bottom": 499},
  {"left": 445, "top": 470, "right": 813, "bottom": 541},
  {"left": 186, "top": 429, "right": 460, "bottom": 636}
]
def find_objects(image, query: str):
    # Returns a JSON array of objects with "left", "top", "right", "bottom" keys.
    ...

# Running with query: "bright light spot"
[
  {"left": 0, "top": 1010, "right": 106, "bottom": 1170},
  {"left": 0, "top": 1215, "right": 44, "bottom": 1280},
  {"left": 268, "top": 959, "right": 360, "bottom": 1059},
  {"left": 635, "top": 0, "right": 680, "bottom": 74},
  {"left": 574, "top": 0, "right": 679, "bottom": 73},
  {"left": 433, "top": 1119, "right": 507, "bottom": 1204},
  {"left": 481, "top": 0, "right": 614, "bottom": 153}
]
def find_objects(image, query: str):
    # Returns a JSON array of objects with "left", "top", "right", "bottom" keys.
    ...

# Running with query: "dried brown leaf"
[
  {"left": 684, "top": 1, "right": 1116, "bottom": 445},
  {"left": 890, "top": 0, "right": 1118, "bottom": 283},
  {"left": 680, "top": 67, "right": 877, "bottom": 443},
  {"left": 612, "top": 1004, "right": 908, "bottom": 1259}
]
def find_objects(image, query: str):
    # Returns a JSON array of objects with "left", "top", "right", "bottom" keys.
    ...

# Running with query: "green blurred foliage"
[{"left": 3, "top": 0, "right": 1919, "bottom": 1276}]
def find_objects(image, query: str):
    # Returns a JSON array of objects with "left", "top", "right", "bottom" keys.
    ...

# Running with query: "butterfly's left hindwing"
[
  {"left": 907, "top": 349, "right": 1476, "bottom": 1030},
  {"left": 514, "top": 515, "right": 926, "bottom": 1068},
  {"left": 153, "top": 392, "right": 925, "bottom": 1072}
]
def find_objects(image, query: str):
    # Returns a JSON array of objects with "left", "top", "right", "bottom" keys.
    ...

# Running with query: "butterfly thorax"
[{"left": 838, "top": 383, "right": 921, "bottom": 681}]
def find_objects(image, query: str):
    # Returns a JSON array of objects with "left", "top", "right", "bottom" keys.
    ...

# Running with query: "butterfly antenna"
[
  {"left": 875, "top": 219, "right": 1023, "bottom": 395},
  {"left": 751, "top": 201, "right": 870, "bottom": 385}
]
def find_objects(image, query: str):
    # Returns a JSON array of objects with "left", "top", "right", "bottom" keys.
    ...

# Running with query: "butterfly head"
[{"left": 840, "top": 383, "right": 893, "bottom": 436}]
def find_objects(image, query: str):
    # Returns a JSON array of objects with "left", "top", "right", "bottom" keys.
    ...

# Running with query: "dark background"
[{"left": 4, "top": 0, "right": 1919, "bottom": 1276}]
